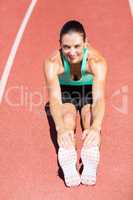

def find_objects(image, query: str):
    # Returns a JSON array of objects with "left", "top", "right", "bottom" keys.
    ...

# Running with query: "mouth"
[{"left": 69, "top": 56, "right": 77, "bottom": 60}]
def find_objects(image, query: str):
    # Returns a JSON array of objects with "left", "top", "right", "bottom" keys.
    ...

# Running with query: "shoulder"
[
  {"left": 48, "top": 50, "right": 61, "bottom": 62},
  {"left": 44, "top": 50, "right": 61, "bottom": 80},
  {"left": 45, "top": 50, "right": 61, "bottom": 66},
  {"left": 88, "top": 44, "right": 106, "bottom": 64},
  {"left": 88, "top": 45, "right": 107, "bottom": 80}
]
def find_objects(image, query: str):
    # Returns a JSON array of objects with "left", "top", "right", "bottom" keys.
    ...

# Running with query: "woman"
[{"left": 44, "top": 20, "right": 107, "bottom": 187}]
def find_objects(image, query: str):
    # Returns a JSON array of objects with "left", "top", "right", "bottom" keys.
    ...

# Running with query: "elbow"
[
  {"left": 92, "top": 95, "right": 106, "bottom": 108},
  {"left": 49, "top": 98, "right": 61, "bottom": 114}
]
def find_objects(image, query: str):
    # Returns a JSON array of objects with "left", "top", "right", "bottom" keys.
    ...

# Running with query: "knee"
[
  {"left": 64, "top": 112, "right": 76, "bottom": 126},
  {"left": 62, "top": 103, "right": 77, "bottom": 129},
  {"left": 63, "top": 111, "right": 76, "bottom": 130},
  {"left": 81, "top": 105, "right": 91, "bottom": 118}
]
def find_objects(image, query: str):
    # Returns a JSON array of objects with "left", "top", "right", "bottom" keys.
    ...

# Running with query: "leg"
[
  {"left": 80, "top": 104, "right": 100, "bottom": 185},
  {"left": 62, "top": 103, "right": 77, "bottom": 134},
  {"left": 61, "top": 102, "right": 77, "bottom": 147},
  {"left": 80, "top": 145, "right": 100, "bottom": 185},
  {"left": 80, "top": 104, "right": 91, "bottom": 130},
  {"left": 58, "top": 103, "right": 80, "bottom": 187}
]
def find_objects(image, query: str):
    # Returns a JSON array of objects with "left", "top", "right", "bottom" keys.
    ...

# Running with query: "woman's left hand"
[{"left": 82, "top": 127, "right": 101, "bottom": 148}]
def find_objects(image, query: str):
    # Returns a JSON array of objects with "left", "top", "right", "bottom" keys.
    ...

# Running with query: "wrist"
[
  {"left": 56, "top": 126, "right": 74, "bottom": 136},
  {"left": 56, "top": 125, "right": 64, "bottom": 133},
  {"left": 91, "top": 124, "right": 101, "bottom": 132}
]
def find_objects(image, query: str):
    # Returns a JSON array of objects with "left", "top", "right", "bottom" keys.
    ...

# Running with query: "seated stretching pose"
[{"left": 44, "top": 20, "right": 107, "bottom": 187}]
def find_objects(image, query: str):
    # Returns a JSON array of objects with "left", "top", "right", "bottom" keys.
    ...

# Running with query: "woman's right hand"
[{"left": 57, "top": 129, "right": 75, "bottom": 149}]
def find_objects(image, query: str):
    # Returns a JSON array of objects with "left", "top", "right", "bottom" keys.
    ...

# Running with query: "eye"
[
  {"left": 75, "top": 44, "right": 80, "bottom": 48},
  {"left": 63, "top": 45, "right": 70, "bottom": 50}
]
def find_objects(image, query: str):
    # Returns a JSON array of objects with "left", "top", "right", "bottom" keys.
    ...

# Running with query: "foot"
[
  {"left": 58, "top": 147, "right": 81, "bottom": 187},
  {"left": 81, "top": 145, "right": 100, "bottom": 185}
]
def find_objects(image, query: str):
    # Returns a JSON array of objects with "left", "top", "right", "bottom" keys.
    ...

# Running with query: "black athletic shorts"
[{"left": 60, "top": 84, "right": 93, "bottom": 110}]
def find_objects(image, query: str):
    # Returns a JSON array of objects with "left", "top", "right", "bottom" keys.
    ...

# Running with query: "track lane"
[{"left": 0, "top": 1, "right": 133, "bottom": 200}]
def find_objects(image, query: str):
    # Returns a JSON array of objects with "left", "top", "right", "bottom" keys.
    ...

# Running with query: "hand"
[
  {"left": 82, "top": 127, "right": 101, "bottom": 148},
  {"left": 57, "top": 129, "right": 75, "bottom": 149}
]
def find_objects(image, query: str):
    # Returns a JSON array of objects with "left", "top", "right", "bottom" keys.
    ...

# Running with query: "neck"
[{"left": 71, "top": 61, "right": 82, "bottom": 69}]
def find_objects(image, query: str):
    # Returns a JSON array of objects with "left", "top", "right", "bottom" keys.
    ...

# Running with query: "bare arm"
[
  {"left": 44, "top": 58, "right": 75, "bottom": 148},
  {"left": 44, "top": 59, "right": 65, "bottom": 131},
  {"left": 89, "top": 48, "right": 107, "bottom": 131}
]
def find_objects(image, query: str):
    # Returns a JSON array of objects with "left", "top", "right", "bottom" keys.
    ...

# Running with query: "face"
[{"left": 60, "top": 32, "right": 86, "bottom": 64}]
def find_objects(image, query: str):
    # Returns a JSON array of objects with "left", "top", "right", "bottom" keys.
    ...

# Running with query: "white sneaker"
[
  {"left": 58, "top": 147, "right": 81, "bottom": 187},
  {"left": 81, "top": 145, "right": 100, "bottom": 185}
]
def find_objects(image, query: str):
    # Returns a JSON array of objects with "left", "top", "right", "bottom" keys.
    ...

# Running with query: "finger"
[
  {"left": 86, "top": 137, "right": 95, "bottom": 148},
  {"left": 82, "top": 130, "right": 88, "bottom": 140},
  {"left": 69, "top": 132, "right": 75, "bottom": 144},
  {"left": 93, "top": 134, "right": 101, "bottom": 147},
  {"left": 84, "top": 132, "right": 100, "bottom": 148},
  {"left": 62, "top": 135, "right": 70, "bottom": 149},
  {"left": 68, "top": 134, "right": 75, "bottom": 148},
  {"left": 82, "top": 132, "right": 86, "bottom": 140},
  {"left": 83, "top": 134, "right": 95, "bottom": 148},
  {"left": 58, "top": 138, "right": 64, "bottom": 148},
  {"left": 69, "top": 131, "right": 74, "bottom": 140},
  {"left": 63, "top": 134, "right": 73, "bottom": 149},
  {"left": 58, "top": 134, "right": 71, "bottom": 149}
]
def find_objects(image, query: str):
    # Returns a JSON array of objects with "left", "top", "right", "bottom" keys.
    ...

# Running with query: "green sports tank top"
[{"left": 58, "top": 48, "right": 93, "bottom": 86}]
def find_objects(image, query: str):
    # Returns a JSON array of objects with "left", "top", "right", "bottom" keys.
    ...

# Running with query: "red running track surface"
[{"left": 0, "top": 0, "right": 133, "bottom": 200}]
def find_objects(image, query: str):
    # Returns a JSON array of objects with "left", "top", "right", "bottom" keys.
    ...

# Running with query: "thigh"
[
  {"left": 61, "top": 103, "right": 77, "bottom": 130},
  {"left": 80, "top": 104, "right": 91, "bottom": 117},
  {"left": 61, "top": 102, "right": 77, "bottom": 117},
  {"left": 80, "top": 104, "right": 93, "bottom": 126}
]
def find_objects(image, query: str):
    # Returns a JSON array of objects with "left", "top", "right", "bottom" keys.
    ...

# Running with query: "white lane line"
[
  {"left": 0, "top": 0, "right": 37, "bottom": 104},
  {"left": 128, "top": 0, "right": 133, "bottom": 17}
]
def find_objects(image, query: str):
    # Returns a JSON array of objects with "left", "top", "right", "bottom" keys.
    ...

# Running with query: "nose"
[{"left": 68, "top": 48, "right": 76, "bottom": 56}]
